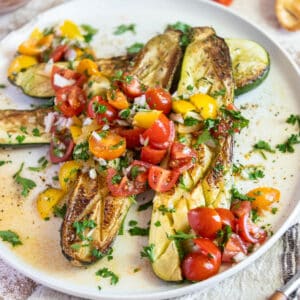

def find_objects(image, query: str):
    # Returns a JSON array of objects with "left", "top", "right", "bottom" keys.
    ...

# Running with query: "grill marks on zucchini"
[{"left": 0, "top": 108, "right": 51, "bottom": 146}]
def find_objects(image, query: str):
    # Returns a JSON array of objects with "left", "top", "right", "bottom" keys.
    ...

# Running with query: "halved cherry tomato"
[
  {"left": 50, "top": 45, "right": 68, "bottom": 62},
  {"left": 51, "top": 66, "right": 86, "bottom": 91},
  {"left": 169, "top": 142, "right": 197, "bottom": 172},
  {"left": 49, "top": 134, "right": 74, "bottom": 164},
  {"left": 231, "top": 201, "right": 251, "bottom": 218},
  {"left": 141, "top": 146, "right": 166, "bottom": 165},
  {"left": 215, "top": 208, "right": 235, "bottom": 229},
  {"left": 222, "top": 233, "right": 247, "bottom": 263},
  {"left": 55, "top": 86, "right": 86, "bottom": 117},
  {"left": 247, "top": 187, "right": 280, "bottom": 213},
  {"left": 107, "top": 89, "right": 129, "bottom": 110},
  {"left": 120, "top": 74, "right": 144, "bottom": 98},
  {"left": 145, "top": 88, "right": 172, "bottom": 114},
  {"left": 182, "top": 238, "right": 221, "bottom": 281},
  {"left": 87, "top": 96, "right": 118, "bottom": 125},
  {"left": 89, "top": 132, "right": 126, "bottom": 160},
  {"left": 148, "top": 166, "right": 179, "bottom": 192},
  {"left": 237, "top": 213, "right": 267, "bottom": 244},
  {"left": 142, "top": 114, "right": 172, "bottom": 149},
  {"left": 214, "top": 0, "right": 233, "bottom": 6},
  {"left": 188, "top": 207, "right": 222, "bottom": 239},
  {"left": 117, "top": 127, "right": 145, "bottom": 149}
]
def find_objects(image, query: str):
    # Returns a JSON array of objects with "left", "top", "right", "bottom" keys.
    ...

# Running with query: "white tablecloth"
[{"left": 0, "top": 1, "right": 299, "bottom": 299}]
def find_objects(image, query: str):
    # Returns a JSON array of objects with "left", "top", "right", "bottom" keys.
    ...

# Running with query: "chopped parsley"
[
  {"left": 211, "top": 88, "right": 226, "bottom": 98},
  {"left": 221, "top": 106, "right": 249, "bottom": 132},
  {"left": 20, "top": 126, "right": 28, "bottom": 134},
  {"left": 113, "top": 23, "right": 136, "bottom": 35},
  {"left": 216, "top": 225, "right": 232, "bottom": 250},
  {"left": 81, "top": 24, "right": 98, "bottom": 43},
  {"left": 32, "top": 128, "right": 41, "bottom": 137},
  {"left": 53, "top": 204, "right": 67, "bottom": 218},
  {"left": 0, "top": 230, "right": 22, "bottom": 247},
  {"left": 253, "top": 140, "right": 276, "bottom": 153},
  {"left": 127, "top": 42, "right": 144, "bottom": 54},
  {"left": 154, "top": 221, "right": 161, "bottom": 227},
  {"left": 137, "top": 200, "right": 153, "bottom": 211},
  {"left": 184, "top": 117, "right": 199, "bottom": 126},
  {"left": 187, "top": 84, "right": 194, "bottom": 91},
  {"left": 178, "top": 135, "right": 187, "bottom": 143},
  {"left": 232, "top": 163, "right": 243, "bottom": 175},
  {"left": 119, "top": 108, "right": 130, "bottom": 119},
  {"left": 92, "top": 248, "right": 113, "bottom": 260},
  {"left": 213, "top": 163, "right": 224, "bottom": 173},
  {"left": 168, "top": 21, "right": 191, "bottom": 46},
  {"left": 110, "top": 140, "right": 124, "bottom": 150},
  {"left": 286, "top": 114, "right": 300, "bottom": 128},
  {"left": 0, "top": 83, "right": 7, "bottom": 89},
  {"left": 158, "top": 205, "right": 175, "bottom": 215},
  {"left": 128, "top": 220, "right": 138, "bottom": 226},
  {"left": 13, "top": 163, "right": 36, "bottom": 197},
  {"left": 128, "top": 226, "right": 149, "bottom": 236},
  {"left": 93, "top": 102, "right": 107, "bottom": 114},
  {"left": 0, "top": 160, "right": 12, "bottom": 167},
  {"left": 251, "top": 209, "right": 260, "bottom": 223},
  {"left": 178, "top": 175, "right": 189, "bottom": 191},
  {"left": 130, "top": 166, "right": 140, "bottom": 179},
  {"left": 73, "top": 219, "right": 96, "bottom": 240},
  {"left": 248, "top": 168, "right": 265, "bottom": 180},
  {"left": 231, "top": 187, "right": 254, "bottom": 201},
  {"left": 140, "top": 243, "right": 155, "bottom": 263},
  {"left": 16, "top": 135, "right": 26, "bottom": 144},
  {"left": 271, "top": 207, "right": 278, "bottom": 215},
  {"left": 167, "top": 231, "right": 195, "bottom": 241},
  {"left": 95, "top": 268, "right": 119, "bottom": 285},
  {"left": 73, "top": 141, "right": 90, "bottom": 161},
  {"left": 111, "top": 174, "right": 122, "bottom": 184},
  {"left": 28, "top": 156, "right": 48, "bottom": 172},
  {"left": 276, "top": 134, "right": 300, "bottom": 153},
  {"left": 194, "top": 129, "right": 213, "bottom": 147}
]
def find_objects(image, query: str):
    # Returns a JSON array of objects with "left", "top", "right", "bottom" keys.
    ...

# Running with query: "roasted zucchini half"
[
  {"left": 9, "top": 56, "right": 132, "bottom": 99},
  {"left": 61, "top": 30, "right": 183, "bottom": 266},
  {"left": 0, "top": 108, "right": 51, "bottom": 146},
  {"left": 149, "top": 27, "right": 235, "bottom": 281},
  {"left": 226, "top": 38, "right": 270, "bottom": 96}
]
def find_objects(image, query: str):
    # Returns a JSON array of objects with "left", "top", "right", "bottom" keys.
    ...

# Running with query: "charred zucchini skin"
[{"left": 0, "top": 108, "right": 51, "bottom": 146}]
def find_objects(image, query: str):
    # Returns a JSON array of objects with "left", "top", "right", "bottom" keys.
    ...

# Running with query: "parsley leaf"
[
  {"left": 53, "top": 204, "right": 67, "bottom": 218},
  {"left": 276, "top": 134, "right": 300, "bottom": 153},
  {"left": 168, "top": 21, "right": 191, "bottom": 46},
  {"left": 0, "top": 160, "right": 12, "bottom": 167},
  {"left": 253, "top": 140, "right": 276, "bottom": 153},
  {"left": 81, "top": 24, "right": 98, "bottom": 43},
  {"left": 286, "top": 114, "right": 300, "bottom": 128},
  {"left": 158, "top": 205, "right": 175, "bottom": 215},
  {"left": 13, "top": 163, "right": 36, "bottom": 197},
  {"left": 0, "top": 230, "right": 22, "bottom": 247},
  {"left": 216, "top": 225, "right": 232, "bottom": 250},
  {"left": 128, "top": 226, "right": 149, "bottom": 236},
  {"left": 231, "top": 187, "right": 254, "bottom": 201},
  {"left": 248, "top": 168, "right": 265, "bottom": 180},
  {"left": 127, "top": 42, "right": 144, "bottom": 54},
  {"left": 140, "top": 243, "right": 155, "bottom": 263},
  {"left": 114, "top": 24, "right": 136, "bottom": 35},
  {"left": 73, "top": 141, "right": 90, "bottom": 161},
  {"left": 95, "top": 267, "right": 119, "bottom": 285},
  {"left": 167, "top": 231, "right": 196, "bottom": 241},
  {"left": 73, "top": 219, "right": 96, "bottom": 240},
  {"left": 184, "top": 117, "right": 199, "bottom": 126},
  {"left": 194, "top": 129, "right": 213, "bottom": 147},
  {"left": 32, "top": 128, "right": 41, "bottom": 137}
]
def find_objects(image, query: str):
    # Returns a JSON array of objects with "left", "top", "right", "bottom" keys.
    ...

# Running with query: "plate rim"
[{"left": 0, "top": 0, "right": 299, "bottom": 299}]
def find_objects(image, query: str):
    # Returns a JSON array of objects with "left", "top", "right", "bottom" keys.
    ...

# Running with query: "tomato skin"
[
  {"left": 148, "top": 166, "right": 180, "bottom": 192},
  {"left": 142, "top": 114, "right": 172, "bottom": 150},
  {"left": 87, "top": 96, "right": 118, "bottom": 125},
  {"left": 120, "top": 74, "right": 144, "bottom": 98},
  {"left": 51, "top": 66, "right": 86, "bottom": 91},
  {"left": 188, "top": 207, "right": 222, "bottom": 239},
  {"left": 145, "top": 88, "right": 172, "bottom": 114},
  {"left": 214, "top": 0, "right": 233, "bottom": 6},
  {"left": 89, "top": 132, "right": 126, "bottom": 160},
  {"left": 231, "top": 201, "right": 252, "bottom": 218},
  {"left": 55, "top": 86, "right": 86, "bottom": 117},
  {"left": 117, "top": 127, "right": 145, "bottom": 149},
  {"left": 193, "top": 238, "right": 222, "bottom": 265},
  {"left": 215, "top": 208, "right": 235, "bottom": 229},
  {"left": 222, "top": 233, "right": 247, "bottom": 263},
  {"left": 141, "top": 146, "right": 166, "bottom": 165},
  {"left": 50, "top": 45, "right": 68, "bottom": 62},
  {"left": 49, "top": 135, "right": 74, "bottom": 164}
]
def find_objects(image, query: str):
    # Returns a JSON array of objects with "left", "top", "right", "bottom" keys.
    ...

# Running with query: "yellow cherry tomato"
[
  {"left": 107, "top": 89, "right": 129, "bottom": 110},
  {"left": 133, "top": 110, "right": 162, "bottom": 129},
  {"left": 60, "top": 20, "right": 83, "bottom": 40},
  {"left": 89, "top": 132, "right": 126, "bottom": 160},
  {"left": 70, "top": 125, "right": 82, "bottom": 143},
  {"left": 37, "top": 188, "right": 65, "bottom": 219},
  {"left": 72, "top": 116, "right": 82, "bottom": 126},
  {"left": 190, "top": 93, "right": 218, "bottom": 119},
  {"left": 18, "top": 28, "right": 53, "bottom": 56},
  {"left": 59, "top": 160, "right": 82, "bottom": 192},
  {"left": 172, "top": 100, "right": 196, "bottom": 115},
  {"left": 7, "top": 55, "right": 38, "bottom": 78},
  {"left": 247, "top": 187, "right": 280, "bottom": 213},
  {"left": 77, "top": 58, "right": 101, "bottom": 77}
]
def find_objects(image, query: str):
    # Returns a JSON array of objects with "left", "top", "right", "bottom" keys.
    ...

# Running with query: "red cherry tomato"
[
  {"left": 231, "top": 201, "right": 252, "bottom": 218},
  {"left": 120, "top": 74, "right": 144, "bottom": 98},
  {"left": 49, "top": 134, "right": 74, "bottom": 164},
  {"left": 50, "top": 45, "right": 68, "bottom": 62},
  {"left": 182, "top": 238, "right": 221, "bottom": 282},
  {"left": 51, "top": 66, "right": 86, "bottom": 91},
  {"left": 215, "top": 208, "right": 235, "bottom": 229},
  {"left": 87, "top": 96, "right": 118, "bottom": 125},
  {"left": 188, "top": 207, "right": 222, "bottom": 239},
  {"left": 222, "top": 233, "right": 247, "bottom": 263},
  {"left": 145, "top": 88, "right": 172, "bottom": 114},
  {"left": 142, "top": 114, "right": 172, "bottom": 149},
  {"left": 213, "top": 0, "right": 233, "bottom": 6},
  {"left": 141, "top": 146, "right": 166, "bottom": 165},
  {"left": 117, "top": 127, "right": 145, "bottom": 149},
  {"left": 237, "top": 213, "right": 267, "bottom": 244},
  {"left": 148, "top": 166, "right": 180, "bottom": 192},
  {"left": 55, "top": 86, "right": 86, "bottom": 117},
  {"left": 169, "top": 142, "right": 197, "bottom": 172}
]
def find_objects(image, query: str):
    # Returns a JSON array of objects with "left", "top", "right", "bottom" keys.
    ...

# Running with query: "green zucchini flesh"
[{"left": 226, "top": 38, "right": 270, "bottom": 96}]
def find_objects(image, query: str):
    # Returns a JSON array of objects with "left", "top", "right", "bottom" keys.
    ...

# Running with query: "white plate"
[{"left": 0, "top": 0, "right": 300, "bottom": 299}]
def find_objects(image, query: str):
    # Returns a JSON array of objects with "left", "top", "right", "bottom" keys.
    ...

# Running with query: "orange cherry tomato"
[
  {"left": 107, "top": 89, "right": 129, "bottom": 110},
  {"left": 89, "top": 132, "right": 126, "bottom": 160},
  {"left": 213, "top": 0, "right": 233, "bottom": 6},
  {"left": 247, "top": 187, "right": 280, "bottom": 213}
]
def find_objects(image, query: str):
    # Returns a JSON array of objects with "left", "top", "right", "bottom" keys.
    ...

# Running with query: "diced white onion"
[
  {"left": 95, "top": 157, "right": 107, "bottom": 166},
  {"left": 89, "top": 168, "right": 97, "bottom": 179},
  {"left": 55, "top": 115, "right": 73, "bottom": 130},
  {"left": 65, "top": 48, "right": 77, "bottom": 61},
  {"left": 139, "top": 135, "right": 149, "bottom": 146},
  {"left": 83, "top": 117, "right": 93, "bottom": 126},
  {"left": 53, "top": 73, "right": 76, "bottom": 88},
  {"left": 115, "top": 119, "right": 130, "bottom": 127},
  {"left": 44, "top": 112, "right": 59, "bottom": 133},
  {"left": 102, "top": 124, "right": 110, "bottom": 131},
  {"left": 233, "top": 252, "right": 247, "bottom": 263},
  {"left": 91, "top": 131, "right": 102, "bottom": 141},
  {"left": 198, "top": 86, "right": 210, "bottom": 94},
  {"left": 134, "top": 94, "right": 147, "bottom": 107},
  {"left": 169, "top": 113, "right": 184, "bottom": 124},
  {"left": 44, "top": 58, "right": 54, "bottom": 75}
]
